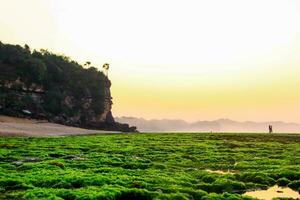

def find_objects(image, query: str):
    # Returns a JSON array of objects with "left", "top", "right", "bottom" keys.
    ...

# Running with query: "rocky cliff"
[{"left": 0, "top": 42, "right": 137, "bottom": 132}]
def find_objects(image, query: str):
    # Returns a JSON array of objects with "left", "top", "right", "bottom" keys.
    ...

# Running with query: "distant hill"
[{"left": 116, "top": 117, "right": 300, "bottom": 133}]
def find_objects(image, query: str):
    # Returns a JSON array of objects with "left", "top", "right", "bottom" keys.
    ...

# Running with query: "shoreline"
[{"left": 0, "top": 115, "right": 118, "bottom": 136}]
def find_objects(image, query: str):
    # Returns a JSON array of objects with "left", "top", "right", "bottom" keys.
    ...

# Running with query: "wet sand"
[
  {"left": 244, "top": 185, "right": 300, "bottom": 200},
  {"left": 205, "top": 169, "right": 235, "bottom": 175},
  {"left": 0, "top": 115, "right": 118, "bottom": 136}
]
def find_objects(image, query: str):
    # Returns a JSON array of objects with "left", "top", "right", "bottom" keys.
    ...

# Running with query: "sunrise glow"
[{"left": 1, "top": 0, "right": 300, "bottom": 122}]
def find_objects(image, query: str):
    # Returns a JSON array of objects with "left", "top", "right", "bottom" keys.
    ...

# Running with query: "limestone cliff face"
[
  {"left": 98, "top": 78, "right": 114, "bottom": 123},
  {"left": 0, "top": 76, "right": 136, "bottom": 132},
  {"left": 0, "top": 78, "right": 45, "bottom": 116},
  {"left": 54, "top": 77, "right": 114, "bottom": 125}
]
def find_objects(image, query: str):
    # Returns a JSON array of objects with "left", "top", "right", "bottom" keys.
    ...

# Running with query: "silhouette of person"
[{"left": 269, "top": 125, "right": 273, "bottom": 133}]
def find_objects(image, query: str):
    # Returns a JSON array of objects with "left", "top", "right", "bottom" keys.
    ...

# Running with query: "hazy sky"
[{"left": 1, "top": 0, "right": 300, "bottom": 122}]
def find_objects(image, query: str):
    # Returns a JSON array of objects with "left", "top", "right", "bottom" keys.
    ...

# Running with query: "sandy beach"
[{"left": 0, "top": 115, "right": 117, "bottom": 136}]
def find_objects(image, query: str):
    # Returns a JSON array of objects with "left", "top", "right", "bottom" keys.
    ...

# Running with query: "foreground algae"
[{"left": 0, "top": 133, "right": 299, "bottom": 200}]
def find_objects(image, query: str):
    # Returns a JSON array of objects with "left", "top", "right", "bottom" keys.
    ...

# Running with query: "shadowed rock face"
[
  {"left": 46, "top": 78, "right": 115, "bottom": 127},
  {"left": 0, "top": 64, "right": 136, "bottom": 132},
  {"left": 98, "top": 78, "right": 114, "bottom": 123}
]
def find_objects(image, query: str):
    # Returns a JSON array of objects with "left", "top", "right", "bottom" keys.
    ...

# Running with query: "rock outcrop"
[
  {"left": 0, "top": 42, "right": 137, "bottom": 132},
  {"left": 0, "top": 76, "right": 137, "bottom": 132},
  {"left": 0, "top": 77, "right": 137, "bottom": 132}
]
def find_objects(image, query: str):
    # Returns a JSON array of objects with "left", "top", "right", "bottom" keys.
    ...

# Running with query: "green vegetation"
[
  {"left": 0, "top": 42, "right": 107, "bottom": 120},
  {"left": 0, "top": 133, "right": 299, "bottom": 199}
]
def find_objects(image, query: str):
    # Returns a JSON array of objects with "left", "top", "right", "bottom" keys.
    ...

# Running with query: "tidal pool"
[
  {"left": 205, "top": 169, "right": 235, "bottom": 175},
  {"left": 244, "top": 185, "right": 300, "bottom": 200}
]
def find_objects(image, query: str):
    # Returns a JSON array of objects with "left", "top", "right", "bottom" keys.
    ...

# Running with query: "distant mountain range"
[{"left": 115, "top": 117, "right": 300, "bottom": 133}]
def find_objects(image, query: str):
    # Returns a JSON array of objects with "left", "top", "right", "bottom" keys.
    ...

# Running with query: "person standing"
[{"left": 269, "top": 125, "right": 273, "bottom": 133}]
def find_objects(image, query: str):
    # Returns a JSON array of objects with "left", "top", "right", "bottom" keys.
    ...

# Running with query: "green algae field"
[{"left": 0, "top": 133, "right": 299, "bottom": 200}]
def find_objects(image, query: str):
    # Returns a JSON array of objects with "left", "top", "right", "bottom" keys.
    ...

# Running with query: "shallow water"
[
  {"left": 205, "top": 169, "right": 235, "bottom": 175},
  {"left": 244, "top": 185, "right": 300, "bottom": 200}
]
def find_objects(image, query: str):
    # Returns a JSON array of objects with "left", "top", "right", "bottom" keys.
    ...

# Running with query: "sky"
[{"left": 0, "top": 0, "right": 300, "bottom": 122}]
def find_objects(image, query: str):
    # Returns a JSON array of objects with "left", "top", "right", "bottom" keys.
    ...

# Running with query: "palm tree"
[
  {"left": 102, "top": 63, "right": 109, "bottom": 76},
  {"left": 84, "top": 61, "right": 91, "bottom": 67}
]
